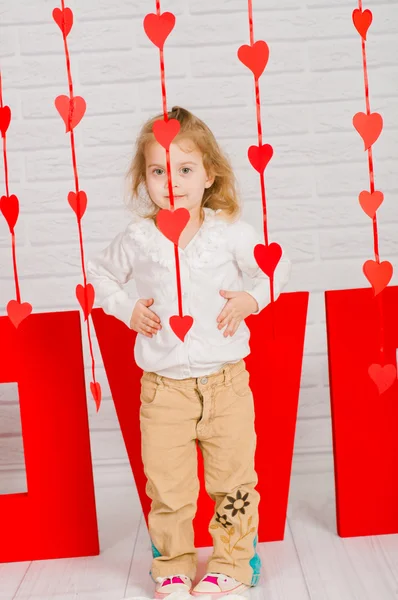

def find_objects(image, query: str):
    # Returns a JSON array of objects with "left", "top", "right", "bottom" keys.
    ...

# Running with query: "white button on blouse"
[{"left": 86, "top": 207, "right": 291, "bottom": 379}]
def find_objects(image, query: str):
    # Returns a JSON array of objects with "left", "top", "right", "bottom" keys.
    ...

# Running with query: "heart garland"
[
  {"left": 0, "top": 72, "right": 33, "bottom": 328},
  {"left": 53, "top": 3, "right": 101, "bottom": 411},
  {"left": 143, "top": 2, "right": 192, "bottom": 342},
  {"left": 237, "top": 4, "right": 282, "bottom": 307},
  {"left": 351, "top": 6, "right": 395, "bottom": 393}
]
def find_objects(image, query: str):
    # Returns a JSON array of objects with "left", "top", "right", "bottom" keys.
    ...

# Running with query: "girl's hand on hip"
[
  {"left": 130, "top": 298, "right": 162, "bottom": 338},
  {"left": 216, "top": 290, "right": 258, "bottom": 337}
]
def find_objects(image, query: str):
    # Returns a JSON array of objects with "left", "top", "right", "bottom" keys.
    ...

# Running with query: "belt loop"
[
  {"left": 223, "top": 364, "right": 232, "bottom": 386},
  {"left": 155, "top": 374, "right": 164, "bottom": 387}
]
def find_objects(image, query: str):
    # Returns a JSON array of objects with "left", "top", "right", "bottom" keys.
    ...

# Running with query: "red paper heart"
[
  {"left": 68, "top": 190, "right": 87, "bottom": 219},
  {"left": 353, "top": 112, "right": 383, "bottom": 151},
  {"left": 170, "top": 315, "right": 193, "bottom": 342},
  {"left": 368, "top": 363, "right": 396, "bottom": 395},
  {"left": 237, "top": 40, "right": 269, "bottom": 79},
  {"left": 143, "top": 12, "right": 176, "bottom": 49},
  {"left": 55, "top": 95, "right": 86, "bottom": 133},
  {"left": 352, "top": 8, "right": 373, "bottom": 41},
  {"left": 358, "top": 190, "right": 384, "bottom": 219},
  {"left": 52, "top": 7, "right": 74, "bottom": 37},
  {"left": 156, "top": 207, "right": 190, "bottom": 244},
  {"left": 0, "top": 105, "right": 11, "bottom": 137},
  {"left": 254, "top": 242, "right": 282, "bottom": 278},
  {"left": 152, "top": 118, "right": 180, "bottom": 150},
  {"left": 90, "top": 381, "right": 102, "bottom": 412},
  {"left": 7, "top": 300, "right": 32, "bottom": 328},
  {"left": 248, "top": 144, "right": 273, "bottom": 174},
  {"left": 363, "top": 259, "right": 393, "bottom": 296},
  {"left": 0, "top": 194, "right": 19, "bottom": 231},
  {"left": 76, "top": 283, "right": 95, "bottom": 320}
]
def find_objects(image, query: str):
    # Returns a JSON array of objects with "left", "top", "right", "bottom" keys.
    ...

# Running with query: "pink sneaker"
[
  {"left": 191, "top": 572, "right": 251, "bottom": 597},
  {"left": 154, "top": 573, "right": 193, "bottom": 598}
]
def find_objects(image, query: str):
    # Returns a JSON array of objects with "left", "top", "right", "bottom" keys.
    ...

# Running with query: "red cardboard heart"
[
  {"left": 170, "top": 315, "right": 193, "bottom": 342},
  {"left": 152, "top": 118, "right": 180, "bottom": 150},
  {"left": 363, "top": 259, "right": 393, "bottom": 295},
  {"left": 76, "top": 283, "right": 95, "bottom": 320},
  {"left": 353, "top": 112, "right": 383, "bottom": 151},
  {"left": 0, "top": 105, "right": 11, "bottom": 137},
  {"left": 358, "top": 190, "right": 383, "bottom": 219},
  {"left": 55, "top": 95, "right": 86, "bottom": 133},
  {"left": 68, "top": 190, "right": 87, "bottom": 219},
  {"left": 352, "top": 8, "right": 373, "bottom": 40},
  {"left": 248, "top": 144, "right": 273, "bottom": 174},
  {"left": 90, "top": 381, "right": 102, "bottom": 412},
  {"left": 7, "top": 300, "right": 32, "bottom": 328},
  {"left": 254, "top": 242, "right": 282, "bottom": 277},
  {"left": 52, "top": 7, "right": 74, "bottom": 37},
  {"left": 0, "top": 194, "right": 19, "bottom": 231},
  {"left": 238, "top": 40, "right": 269, "bottom": 79},
  {"left": 368, "top": 363, "right": 396, "bottom": 395},
  {"left": 143, "top": 12, "right": 176, "bottom": 49},
  {"left": 156, "top": 207, "right": 190, "bottom": 244}
]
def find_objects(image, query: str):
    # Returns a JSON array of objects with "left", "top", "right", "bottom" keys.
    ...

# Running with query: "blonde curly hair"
[{"left": 124, "top": 106, "right": 242, "bottom": 223}]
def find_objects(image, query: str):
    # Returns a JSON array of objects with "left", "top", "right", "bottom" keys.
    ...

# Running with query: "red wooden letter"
[
  {"left": 0, "top": 311, "right": 99, "bottom": 562},
  {"left": 325, "top": 286, "right": 398, "bottom": 537}
]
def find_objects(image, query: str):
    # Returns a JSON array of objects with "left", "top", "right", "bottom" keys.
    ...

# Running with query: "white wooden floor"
[{"left": 2, "top": 466, "right": 398, "bottom": 600}]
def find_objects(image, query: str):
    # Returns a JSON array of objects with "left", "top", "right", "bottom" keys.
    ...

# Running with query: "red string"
[{"left": 156, "top": 0, "right": 184, "bottom": 318}]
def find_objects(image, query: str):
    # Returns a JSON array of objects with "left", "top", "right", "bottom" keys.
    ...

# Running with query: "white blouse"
[{"left": 86, "top": 207, "right": 291, "bottom": 379}]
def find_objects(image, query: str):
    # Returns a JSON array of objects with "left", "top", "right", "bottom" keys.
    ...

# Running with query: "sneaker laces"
[{"left": 155, "top": 573, "right": 190, "bottom": 584}]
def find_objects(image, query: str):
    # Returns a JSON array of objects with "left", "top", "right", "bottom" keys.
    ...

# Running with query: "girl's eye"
[{"left": 152, "top": 167, "right": 192, "bottom": 175}]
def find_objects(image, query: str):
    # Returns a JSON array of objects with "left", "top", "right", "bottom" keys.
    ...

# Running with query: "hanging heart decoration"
[
  {"left": 143, "top": 12, "right": 175, "bottom": 50},
  {"left": 52, "top": 7, "right": 74, "bottom": 37},
  {"left": 156, "top": 207, "right": 190, "bottom": 244},
  {"left": 144, "top": 4, "right": 193, "bottom": 342},
  {"left": 0, "top": 72, "right": 33, "bottom": 328},
  {"left": 352, "top": 8, "right": 373, "bottom": 41},
  {"left": 53, "top": 3, "right": 102, "bottom": 409},
  {"left": 0, "top": 194, "right": 19, "bottom": 232},
  {"left": 353, "top": 112, "right": 383, "bottom": 151}
]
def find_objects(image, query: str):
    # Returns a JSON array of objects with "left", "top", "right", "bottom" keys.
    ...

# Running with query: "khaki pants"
[{"left": 139, "top": 358, "right": 262, "bottom": 587}]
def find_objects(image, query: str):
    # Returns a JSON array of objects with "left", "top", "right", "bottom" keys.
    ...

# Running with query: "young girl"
[{"left": 86, "top": 106, "right": 291, "bottom": 598}]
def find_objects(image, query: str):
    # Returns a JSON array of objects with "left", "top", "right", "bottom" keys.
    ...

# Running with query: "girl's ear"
[{"left": 205, "top": 173, "right": 215, "bottom": 188}]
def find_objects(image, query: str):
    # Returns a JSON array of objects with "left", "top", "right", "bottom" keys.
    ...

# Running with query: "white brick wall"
[{"left": 0, "top": 0, "right": 397, "bottom": 487}]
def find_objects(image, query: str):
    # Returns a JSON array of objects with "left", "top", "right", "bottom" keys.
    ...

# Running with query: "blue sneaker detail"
[{"left": 249, "top": 533, "right": 262, "bottom": 586}]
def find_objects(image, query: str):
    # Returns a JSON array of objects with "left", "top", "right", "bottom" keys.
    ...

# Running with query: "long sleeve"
[
  {"left": 86, "top": 227, "right": 140, "bottom": 329},
  {"left": 234, "top": 221, "right": 292, "bottom": 315}
]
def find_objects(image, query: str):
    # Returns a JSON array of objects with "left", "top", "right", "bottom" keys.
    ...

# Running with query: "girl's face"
[{"left": 144, "top": 138, "right": 214, "bottom": 215}]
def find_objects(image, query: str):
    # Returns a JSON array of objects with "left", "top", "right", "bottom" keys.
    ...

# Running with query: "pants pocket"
[
  {"left": 140, "top": 376, "right": 162, "bottom": 405},
  {"left": 230, "top": 368, "right": 251, "bottom": 398}
]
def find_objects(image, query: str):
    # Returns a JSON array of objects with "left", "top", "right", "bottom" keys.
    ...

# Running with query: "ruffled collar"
[{"left": 128, "top": 207, "right": 229, "bottom": 269}]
